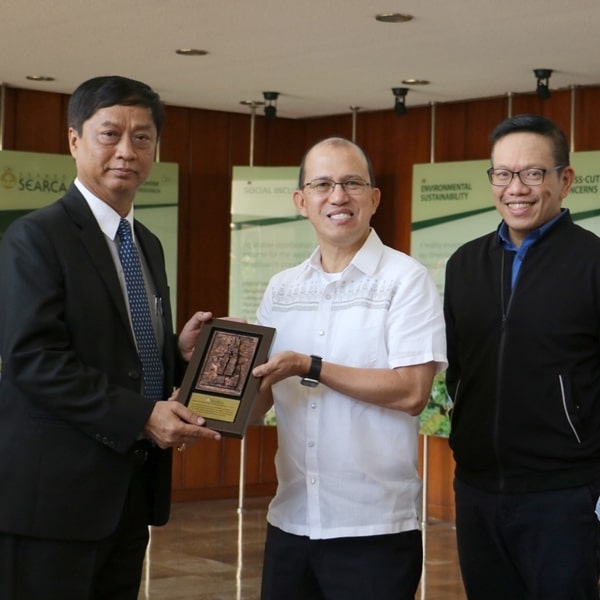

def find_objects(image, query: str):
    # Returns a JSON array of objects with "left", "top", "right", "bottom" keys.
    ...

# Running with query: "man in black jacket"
[
  {"left": 444, "top": 113, "right": 600, "bottom": 599},
  {"left": 0, "top": 75, "right": 221, "bottom": 600}
]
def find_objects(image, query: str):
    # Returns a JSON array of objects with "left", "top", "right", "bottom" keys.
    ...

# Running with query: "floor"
[{"left": 138, "top": 496, "right": 466, "bottom": 600}]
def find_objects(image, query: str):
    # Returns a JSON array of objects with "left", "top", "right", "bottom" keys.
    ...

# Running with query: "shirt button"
[
  {"left": 318, "top": 330, "right": 324, "bottom": 336},
  {"left": 311, "top": 403, "right": 317, "bottom": 409},
  {"left": 310, "top": 477, "right": 316, "bottom": 484},
  {"left": 308, "top": 441, "right": 315, "bottom": 448}
]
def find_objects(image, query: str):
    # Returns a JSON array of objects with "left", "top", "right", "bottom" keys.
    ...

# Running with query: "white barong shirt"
[{"left": 257, "top": 230, "right": 447, "bottom": 539}]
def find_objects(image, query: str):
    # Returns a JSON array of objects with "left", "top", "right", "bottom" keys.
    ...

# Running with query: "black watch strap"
[{"left": 301, "top": 355, "right": 322, "bottom": 387}]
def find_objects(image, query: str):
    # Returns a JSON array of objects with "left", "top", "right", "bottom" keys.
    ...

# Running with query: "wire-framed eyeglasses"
[
  {"left": 303, "top": 178, "right": 372, "bottom": 196},
  {"left": 487, "top": 166, "right": 565, "bottom": 187}
]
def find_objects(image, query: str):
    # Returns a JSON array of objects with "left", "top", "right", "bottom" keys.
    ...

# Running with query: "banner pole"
[
  {"left": 0, "top": 83, "right": 6, "bottom": 151},
  {"left": 350, "top": 106, "right": 360, "bottom": 143},
  {"left": 238, "top": 100, "right": 262, "bottom": 510}
]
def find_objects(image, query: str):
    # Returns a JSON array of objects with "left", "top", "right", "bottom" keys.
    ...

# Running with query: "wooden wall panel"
[
  {"left": 361, "top": 105, "right": 432, "bottom": 252},
  {"left": 184, "top": 109, "right": 232, "bottom": 320},
  {"left": 227, "top": 112, "right": 307, "bottom": 170},
  {"left": 511, "top": 88, "right": 572, "bottom": 137},
  {"left": 222, "top": 438, "right": 244, "bottom": 487},
  {"left": 159, "top": 105, "right": 193, "bottom": 327},
  {"left": 6, "top": 83, "right": 600, "bottom": 516},
  {"left": 7, "top": 88, "right": 68, "bottom": 154},
  {"left": 463, "top": 98, "right": 509, "bottom": 160},
  {"left": 304, "top": 113, "right": 356, "bottom": 147},
  {"left": 433, "top": 103, "right": 468, "bottom": 162},
  {"left": 262, "top": 117, "right": 306, "bottom": 167},
  {"left": 171, "top": 427, "right": 278, "bottom": 502},
  {"left": 434, "top": 97, "right": 508, "bottom": 163},
  {"left": 173, "top": 448, "right": 231, "bottom": 502},
  {"left": 220, "top": 427, "right": 276, "bottom": 496},
  {"left": 259, "top": 426, "right": 278, "bottom": 483},
  {"left": 573, "top": 86, "right": 600, "bottom": 151},
  {"left": 1, "top": 87, "right": 17, "bottom": 149}
]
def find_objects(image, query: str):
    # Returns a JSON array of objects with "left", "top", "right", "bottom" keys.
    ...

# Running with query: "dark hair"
[
  {"left": 490, "top": 113, "right": 570, "bottom": 167},
  {"left": 297, "top": 137, "right": 376, "bottom": 189},
  {"left": 68, "top": 75, "right": 165, "bottom": 136}
]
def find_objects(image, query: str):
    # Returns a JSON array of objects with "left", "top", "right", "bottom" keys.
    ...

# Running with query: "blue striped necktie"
[{"left": 117, "top": 218, "right": 164, "bottom": 400}]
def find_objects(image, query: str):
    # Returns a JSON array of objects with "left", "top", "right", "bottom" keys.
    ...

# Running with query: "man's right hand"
[{"left": 143, "top": 400, "right": 221, "bottom": 449}]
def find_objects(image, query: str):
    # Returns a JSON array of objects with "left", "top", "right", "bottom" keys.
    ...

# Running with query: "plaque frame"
[{"left": 178, "top": 318, "right": 275, "bottom": 438}]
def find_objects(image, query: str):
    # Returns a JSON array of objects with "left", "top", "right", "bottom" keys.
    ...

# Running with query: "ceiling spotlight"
[
  {"left": 392, "top": 87, "right": 409, "bottom": 116},
  {"left": 175, "top": 48, "right": 209, "bottom": 56},
  {"left": 26, "top": 75, "right": 55, "bottom": 82},
  {"left": 402, "top": 78, "right": 430, "bottom": 86},
  {"left": 263, "top": 91, "right": 279, "bottom": 120},
  {"left": 534, "top": 69, "right": 552, "bottom": 101},
  {"left": 375, "top": 13, "right": 413, "bottom": 23}
]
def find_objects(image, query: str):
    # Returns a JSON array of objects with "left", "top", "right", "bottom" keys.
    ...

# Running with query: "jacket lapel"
[{"left": 59, "top": 185, "right": 133, "bottom": 335}]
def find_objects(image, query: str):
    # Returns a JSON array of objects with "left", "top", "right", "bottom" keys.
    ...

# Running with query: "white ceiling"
[{"left": 3, "top": 0, "right": 600, "bottom": 119}]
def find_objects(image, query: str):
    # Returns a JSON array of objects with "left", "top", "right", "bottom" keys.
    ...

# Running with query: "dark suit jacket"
[{"left": 0, "top": 184, "right": 182, "bottom": 541}]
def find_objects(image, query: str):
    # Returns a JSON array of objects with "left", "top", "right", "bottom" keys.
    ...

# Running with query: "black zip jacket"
[{"left": 444, "top": 210, "right": 600, "bottom": 493}]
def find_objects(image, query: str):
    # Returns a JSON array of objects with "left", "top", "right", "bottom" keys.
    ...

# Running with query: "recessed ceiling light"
[
  {"left": 26, "top": 75, "right": 55, "bottom": 82},
  {"left": 175, "top": 48, "right": 208, "bottom": 56},
  {"left": 402, "top": 79, "right": 430, "bottom": 85},
  {"left": 375, "top": 13, "right": 413, "bottom": 23}
]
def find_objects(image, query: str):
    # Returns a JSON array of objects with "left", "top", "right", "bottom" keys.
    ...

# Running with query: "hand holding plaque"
[{"left": 177, "top": 319, "right": 275, "bottom": 438}]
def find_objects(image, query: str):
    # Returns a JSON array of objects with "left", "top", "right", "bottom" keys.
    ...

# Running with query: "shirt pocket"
[{"left": 330, "top": 326, "right": 380, "bottom": 368}]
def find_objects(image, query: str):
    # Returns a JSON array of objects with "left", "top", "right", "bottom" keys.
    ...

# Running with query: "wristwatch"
[{"left": 300, "top": 355, "right": 322, "bottom": 387}]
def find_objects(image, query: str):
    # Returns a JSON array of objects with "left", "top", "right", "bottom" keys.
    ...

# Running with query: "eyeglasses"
[
  {"left": 487, "top": 165, "right": 565, "bottom": 186},
  {"left": 303, "top": 178, "right": 371, "bottom": 196}
]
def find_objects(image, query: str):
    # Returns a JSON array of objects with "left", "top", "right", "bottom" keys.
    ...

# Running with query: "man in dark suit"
[{"left": 0, "top": 76, "right": 221, "bottom": 599}]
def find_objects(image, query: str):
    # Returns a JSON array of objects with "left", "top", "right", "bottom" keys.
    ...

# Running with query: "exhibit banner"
[
  {"left": 411, "top": 151, "right": 600, "bottom": 436},
  {"left": 229, "top": 166, "right": 318, "bottom": 425},
  {"left": 0, "top": 150, "right": 179, "bottom": 322},
  {"left": 229, "top": 166, "right": 317, "bottom": 322}
]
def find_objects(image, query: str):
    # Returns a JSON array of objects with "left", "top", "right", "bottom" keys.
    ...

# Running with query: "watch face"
[{"left": 301, "top": 377, "right": 319, "bottom": 388}]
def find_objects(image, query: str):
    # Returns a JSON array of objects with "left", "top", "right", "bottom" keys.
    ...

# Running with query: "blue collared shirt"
[{"left": 497, "top": 209, "right": 567, "bottom": 288}]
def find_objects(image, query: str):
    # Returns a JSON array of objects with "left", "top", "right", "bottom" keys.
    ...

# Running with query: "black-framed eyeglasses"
[
  {"left": 487, "top": 165, "right": 565, "bottom": 186},
  {"left": 303, "top": 178, "right": 371, "bottom": 196}
]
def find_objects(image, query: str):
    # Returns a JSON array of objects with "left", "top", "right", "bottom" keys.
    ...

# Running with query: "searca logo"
[{"left": 0, "top": 167, "right": 17, "bottom": 190}]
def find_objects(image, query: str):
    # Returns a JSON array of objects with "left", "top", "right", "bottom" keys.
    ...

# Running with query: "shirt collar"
[
  {"left": 307, "top": 229, "right": 384, "bottom": 276},
  {"left": 74, "top": 178, "right": 134, "bottom": 241},
  {"left": 498, "top": 208, "right": 567, "bottom": 250}
]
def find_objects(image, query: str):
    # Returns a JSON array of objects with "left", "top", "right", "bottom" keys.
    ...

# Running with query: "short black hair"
[
  {"left": 490, "top": 113, "right": 570, "bottom": 167},
  {"left": 68, "top": 75, "right": 165, "bottom": 136},
  {"left": 297, "top": 137, "right": 376, "bottom": 189}
]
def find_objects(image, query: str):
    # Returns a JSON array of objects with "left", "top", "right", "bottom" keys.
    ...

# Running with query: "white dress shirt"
[
  {"left": 74, "top": 178, "right": 164, "bottom": 352},
  {"left": 257, "top": 229, "right": 447, "bottom": 539}
]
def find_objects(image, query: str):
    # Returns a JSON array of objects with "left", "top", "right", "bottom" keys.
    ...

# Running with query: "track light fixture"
[
  {"left": 392, "top": 87, "right": 409, "bottom": 116},
  {"left": 534, "top": 69, "right": 552, "bottom": 101},
  {"left": 263, "top": 91, "right": 279, "bottom": 120}
]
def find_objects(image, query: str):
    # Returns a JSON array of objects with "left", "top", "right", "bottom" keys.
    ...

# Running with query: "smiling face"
[
  {"left": 491, "top": 132, "right": 574, "bottom": 247},
  {"left": 294, "top": 140, "right": 380, "bottom": 262},
  {"left": 69, "top": 104, "right": 158, "bottom": 216}
]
